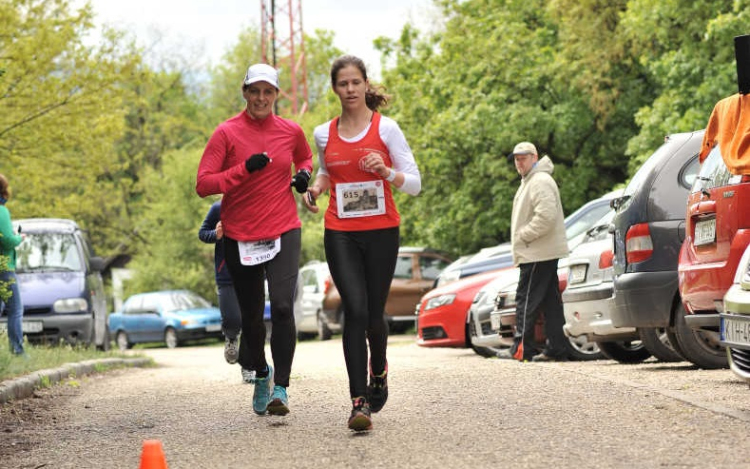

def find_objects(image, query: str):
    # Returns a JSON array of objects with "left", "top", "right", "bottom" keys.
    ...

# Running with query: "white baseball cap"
[
  {"left": 243, "top": 63, "right": 279, "bottom": 89},
  {"left": 512, "top": 141, "right": 538, "bottom": 156}
]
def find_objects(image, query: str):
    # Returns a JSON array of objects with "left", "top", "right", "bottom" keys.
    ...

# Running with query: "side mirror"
[{"left": 90, "top": 256, "right": 105, "bottom": 272}]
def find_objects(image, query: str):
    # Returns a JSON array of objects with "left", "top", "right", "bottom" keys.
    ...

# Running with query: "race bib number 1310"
[{"left": 238, "top": 238, "right": 281, "bottom": 266}]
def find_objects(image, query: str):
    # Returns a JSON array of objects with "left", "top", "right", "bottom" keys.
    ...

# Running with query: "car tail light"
[
  {"left": 625, "top": 223, "right": 653, "bottom": 264},
  {"left": 742, "top": 175, "right": 750, "bottom": 183},
  {"left": 599, "top": 249, "right": 614, "bottom": 269},
  {"left": 323, "top": 276, "right": 332, "bottom": 295}
]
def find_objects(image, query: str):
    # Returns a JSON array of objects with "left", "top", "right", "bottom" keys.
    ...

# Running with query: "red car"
[
  {"left": 417, "top": 268, "right": 508, "bottom": 348},
  {"left": 678, "top": 112, "right": 750, "bottom": 369}
]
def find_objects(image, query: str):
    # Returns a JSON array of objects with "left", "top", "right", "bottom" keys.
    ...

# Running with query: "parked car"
[
  {"left": 435, "top": 191, "right": 618, "bottom": 288},
  {"left": 610, "top": 130, "right": 703, "bottom": 363},
  {"left": 464, "top": 191, "right": 620, "bottom": 356},
  {"left": 677, "top": 142, "right": 750, "bottom": 369},
  {"left": 320, "top": 247, "right": 453, "bottom": 337},
  {"left": 489, "top": 265, "right": 604, "bottom": 360},
  {"left": 467, "top": 267, "right": 524, "bottom": 356},
  {"left": 721, "top": 243, "right": 750, "bottom": 382},
  {"left": 109, "top": 290, "right": 223, "bottom": 349},
  {"left": 0, "top": 218, "right": 109, "bottom": 350},
  {"left": 297, "top": 260, "right": 330, "bottom": 339},
  {"left": 418, "top": 268, "right": 505, "bottom": 348},
  {"left": 561, "top": 210, "right": 652, "bottom": 363}
]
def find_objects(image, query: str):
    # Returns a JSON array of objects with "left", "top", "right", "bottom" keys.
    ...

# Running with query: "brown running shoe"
[{"left": 347, "top": 397, "right": 373, "bottom": 432}]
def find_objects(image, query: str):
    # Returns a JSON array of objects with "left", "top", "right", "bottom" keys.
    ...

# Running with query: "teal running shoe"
[
  {"left": 267, "top": 385, "right": 290, "bottom": 416},
  {"left": 252, "top": 365, "right": 273, "bottom": 415}
]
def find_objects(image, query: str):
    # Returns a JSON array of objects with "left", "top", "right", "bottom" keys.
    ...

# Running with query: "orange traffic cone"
[{"left": 139, "top": 439, "right": 169, "bottom": 469}]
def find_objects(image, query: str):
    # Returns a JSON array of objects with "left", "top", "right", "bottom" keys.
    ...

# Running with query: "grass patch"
[{"left": 0, "top": 333, "right": 141, "bottom": 382}]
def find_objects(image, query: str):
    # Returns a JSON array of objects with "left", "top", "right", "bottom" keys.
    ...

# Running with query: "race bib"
[
  {"left": 238, "top": 237, "right": 281, "bottom": 266},
  {"left": 336, "top": 181, "right": 386, "bottom": 219}
]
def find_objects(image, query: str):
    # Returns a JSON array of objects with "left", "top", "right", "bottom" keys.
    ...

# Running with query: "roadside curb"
[{"left": 0, "top": 357, "right": 152, "bottom": 405}]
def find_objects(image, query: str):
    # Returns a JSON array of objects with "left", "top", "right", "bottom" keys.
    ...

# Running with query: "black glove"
[
  {"left": 245, "top": 153, "right": 270, "bottom": 173},
  {"left": 290, "top": 169, "right": 311, "bottom": 193}
]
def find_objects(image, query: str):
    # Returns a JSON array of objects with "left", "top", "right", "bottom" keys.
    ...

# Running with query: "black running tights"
[{"left": 324, "top": 227, "right": 399, "bottom": 398}]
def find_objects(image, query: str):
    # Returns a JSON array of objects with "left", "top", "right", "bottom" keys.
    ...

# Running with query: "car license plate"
[
  {"left": 721, "top": 314, "right": 750, "bottom": 347},
  {"left": 22, "top": 321, "right": 43, "bottom": 333},
  {"left": 569, "top": 264, "right": 587, "bottom": 284},
  {"left": 205, "top": 324, "right": 222, "bottom": 332},
  {"left": 490, "top": 311, "right": 501, "bottom": 331},
  {"left": 0, "top": 321, "right": 43, "bottom": 333},
  {"left": 694, "top": 218, "right": 716, "bottom": 246}
]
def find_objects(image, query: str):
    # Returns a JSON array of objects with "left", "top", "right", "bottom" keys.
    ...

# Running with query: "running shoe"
[
  {"left": 224, "top": 337, "right": 239, "bottom": 364},
  {"left": 252, "top": 365, "right": 273, "bottom": 415},
  {"left": 267, "top": 385, "right": 290, "bottom": 416},
  {"left": 241, "top": 368, "right": 255, "bottom": 383},
  {"left": 348, "top": 397, "right": 373, "bottom": 431},
  {"left": 367, "top": 360, "right": 388, "bottom": 413}
]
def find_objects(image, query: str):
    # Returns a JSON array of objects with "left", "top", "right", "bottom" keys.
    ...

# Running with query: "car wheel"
[
  {"left": 116, "top": 331, "right": 132, "bottom": 351},
  {"left": 596, "top": 340, "right": 651, "bottom": 363},
  {"left": 317, "top": 312, "right": 332, "bottom": 341},
  {"left": 562, "top": 335, "right": 603, "bottom": 361},
  {"left": 468, "top": 314, "right": 502, "bottom": 358},
  {"left": 638, "top": 327, "right": 684, "bottom": 362},
  {"left": 164, "top": 327, "right": 179, "bottom": 349},
  {"left": 672, "top": 302, "right": 728, "bottom": 369}
]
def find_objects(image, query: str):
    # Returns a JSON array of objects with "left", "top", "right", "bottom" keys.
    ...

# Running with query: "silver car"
[
  {"left": 562, "top": 211, "right": 651, "bottom": 363},
  {"left": 468, "top": 267, "right": 519, "bottom": 357},
  {"left": 721, "top": 243, "right": 750, "bottom": 382},
  {"left": 297, "top": 261, "right": 331, "bottom": 340}
]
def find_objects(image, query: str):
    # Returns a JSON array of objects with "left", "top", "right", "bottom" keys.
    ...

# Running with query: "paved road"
[{"left": 2, "top": 334, "right": 750, "bottom": 468}]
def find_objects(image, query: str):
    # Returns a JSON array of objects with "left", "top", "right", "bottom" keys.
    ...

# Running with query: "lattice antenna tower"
[{"left": 260, "top": 0, "right": 309, "bottom": 117}]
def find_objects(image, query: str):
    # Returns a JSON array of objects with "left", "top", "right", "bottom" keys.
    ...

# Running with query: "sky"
[{"left": 79, "top": 0, "right": 439, "bottom": 80}]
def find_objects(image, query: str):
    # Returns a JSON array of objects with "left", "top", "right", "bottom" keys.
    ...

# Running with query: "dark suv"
[
  {"left": 610, "top": 130, "right": 703, "bottom": 363},
  {"left": 0, "top": 218, "right": 109, "bottom": 349},
  {"left": 677, "top": 142, "right": 750, "bottom": 369}
]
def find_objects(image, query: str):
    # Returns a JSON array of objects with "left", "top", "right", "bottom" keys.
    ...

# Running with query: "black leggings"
[
  {"left": 224, "top": 228, "right": 300, "bottom": 387},
  {"left": 324, "top": 227, "right": 399, "bottom": 398}
]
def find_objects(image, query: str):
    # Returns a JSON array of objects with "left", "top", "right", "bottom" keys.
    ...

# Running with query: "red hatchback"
[
  {"left": 678, "top": 140, "right": 750, "bottom": 369},
  {"left": 417, "top": 268, "right": 508, "bottom": 348}
]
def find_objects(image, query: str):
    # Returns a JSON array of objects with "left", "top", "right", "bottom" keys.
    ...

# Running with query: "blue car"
[{"left": 109, "top": 290, "right": 223, "bottom": 350}]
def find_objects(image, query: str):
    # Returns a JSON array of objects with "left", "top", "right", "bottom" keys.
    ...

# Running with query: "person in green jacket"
[{"left": 0, "top": 174, "right": 25, "bottom": 355}]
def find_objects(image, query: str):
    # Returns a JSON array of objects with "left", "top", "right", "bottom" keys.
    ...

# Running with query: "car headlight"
[
  {"left": 424, "top": 294, "right": 456, "bottom": 311},
  {"left": 53, "top": 298, "right": 88, "bottom": 313},
  {"left": 495, "top": 289, "right": 517, "bottom": 310},
  {"left": 473, "top": 291, "right": 485, "bottom": 304},
  {"left": 180, "top": 319, "right": 197, "bottom": 326},
  {"left": 475, "top": 290, "right": 497, "bottom": 308}
]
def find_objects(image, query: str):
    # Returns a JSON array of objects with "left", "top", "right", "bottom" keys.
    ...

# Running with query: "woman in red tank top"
[{"left": 304, "top": 55, "right": 422, "bottom": 432}]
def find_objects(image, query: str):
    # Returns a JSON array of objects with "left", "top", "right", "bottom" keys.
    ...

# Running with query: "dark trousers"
[
  {"left": 217, "top": 283, "right": 241, "bottom": 340},
  {"left": 223, "top": 228, "right": 300, "bottom": 387},
  {"left": 510, "top": 259, "right": 568, "bottom": 360},
  {"left": 324, "top": 227, "right": 399, "bottom": 398}
]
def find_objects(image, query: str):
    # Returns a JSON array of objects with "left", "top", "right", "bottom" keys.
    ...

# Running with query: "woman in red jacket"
[
  {"left": 196, "top": 63, "right": 313, "bottom": 417},
  {"left": 304, "top": 55, "right": 421, "bottom": 431}
]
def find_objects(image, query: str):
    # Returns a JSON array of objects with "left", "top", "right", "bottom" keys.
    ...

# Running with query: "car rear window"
[{"left": 691, "top": 145, "right": 742, "bottom": 193}]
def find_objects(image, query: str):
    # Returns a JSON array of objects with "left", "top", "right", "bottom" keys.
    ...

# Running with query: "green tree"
[
  {"left": 620, "top": 0, "right": 750, "bottom": 171},
  {"left": 123, "top": 145, "right": 216, "bottom": 300}
]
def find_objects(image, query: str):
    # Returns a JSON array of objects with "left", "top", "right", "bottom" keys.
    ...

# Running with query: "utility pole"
[{"left": 260, "top": 0, "right": 309, "bottom": 117}]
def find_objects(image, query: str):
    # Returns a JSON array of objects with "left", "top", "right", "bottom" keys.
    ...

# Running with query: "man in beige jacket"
[{"left": 504, "top": 142, "right": 570, "bottom": 362}]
